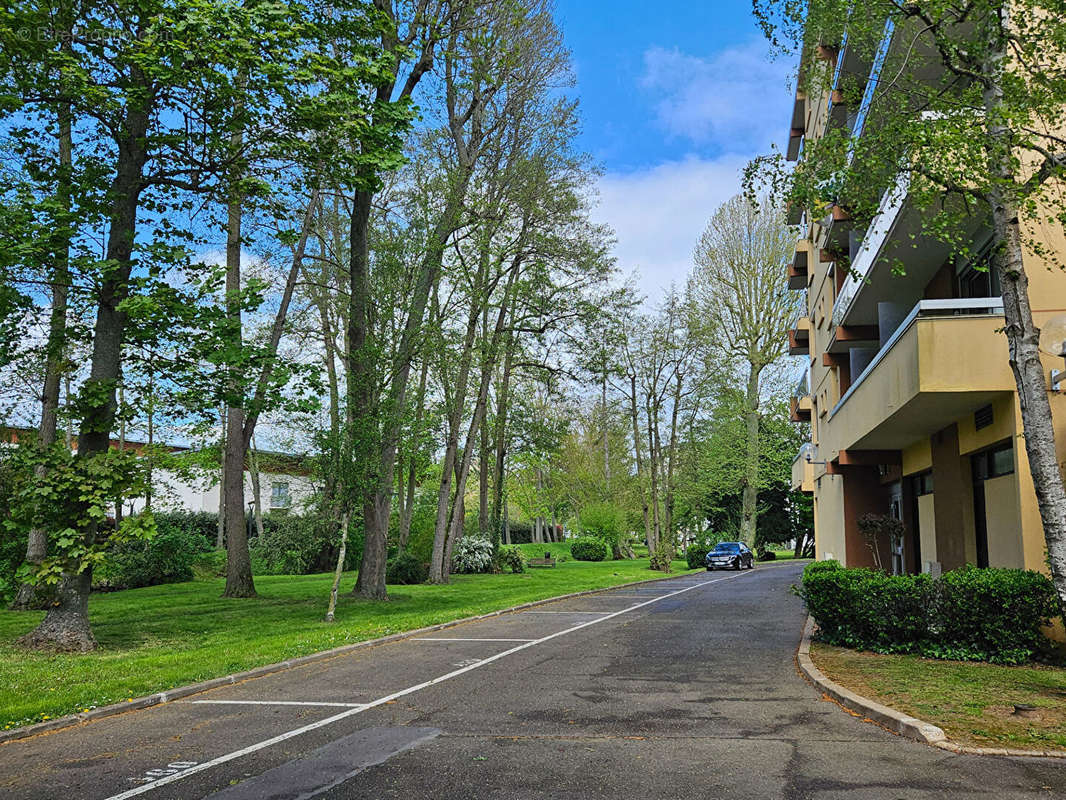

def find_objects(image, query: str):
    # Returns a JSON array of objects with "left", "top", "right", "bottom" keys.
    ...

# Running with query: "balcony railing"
[
  {"left": 829, "top": 297, "right": 1004, "bottom": 418},
  {"left": 831, "top": 172, "right": 909, "bottom": 327},
  {"left": 847, "top": 18, "right": 896, "bottom": 164}
]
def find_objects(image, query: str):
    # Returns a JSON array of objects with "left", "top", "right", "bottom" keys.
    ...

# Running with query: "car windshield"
[{"left": 713, "top": 543, "right": 740, "bottom": 553}]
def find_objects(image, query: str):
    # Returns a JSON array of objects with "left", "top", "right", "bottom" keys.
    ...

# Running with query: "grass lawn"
[
  {"left": 811, "top": 642, "right": 1066, "bottom": 751},
  {"left": 0, "top": 544, "right": 696, "bottom": 732}
]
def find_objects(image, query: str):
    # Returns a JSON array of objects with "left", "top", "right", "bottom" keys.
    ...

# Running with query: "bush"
[
  {"left": 570, "top": 536, "right": 608, "bottom": 562},
  {"left": 757, "top": 549, "right": 777, "bottom": 561},
  {"left": 102, "top": 524, "right": 212, "bottom": 589},
  {"left": 191, "top": 549, "right": 228, "bottom": 579},
  {"left": 249, "top": 514, "right": 359, "bottom": 575},
  {"left": 496, "top": 544, "right": 526, "bottom": 574},
  {"left": 452, "top": 536, "right": 494, "bottom": 574},
  {"left": 686, "top": 545, "right": 711, "bottom": 570},
  {"left": 798, "top": 562, "right": 1060, "bottom": 664},
  {"left": 387, "top": 551, "right": 429, "bottom": 584},
  {"left": 577, "top": 503, "right": 626, "bottom": 558},
  {"left": 649, "top": 541, "right": 673, "bottom": 572},
  {"left": 506, "top": 520, "right": 533, "bottom": 544}
]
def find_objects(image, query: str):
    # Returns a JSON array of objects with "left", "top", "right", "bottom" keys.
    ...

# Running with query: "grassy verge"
[
  {"left": 0, "top": 546, "right": 696, "bottom": 731},
  {"left": 810, "top": 642, "right": 1066, "bottom": 751}
]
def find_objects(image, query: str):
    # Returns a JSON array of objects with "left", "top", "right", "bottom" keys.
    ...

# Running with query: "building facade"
[{"left": 784, "top": 22, "right": 1066, "bottom": 576}]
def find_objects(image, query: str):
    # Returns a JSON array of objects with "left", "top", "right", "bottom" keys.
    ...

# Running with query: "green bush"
[
  {"left": 496, "top": 544, "right": 526, "bottom": 574},
  {"left": 191, "top": 549, "right": 227, "bottom": 579},
  {"left": 799, "top": 562, "right": 1060, "bottom": 664},
  {"left": 102, "top": 524, "right": 212, "bottom": 589},
  {"left": 570, "top": 536, "right": 608, "bottom": 562},
  {"left": 577, "top": 503, "right": 625, "bottom": 558},
  {"left": 249, "top": 514, "right": 359, "bottom": 575},
  {"left": 386, "top": 551, "right": 429, "bottom": 584},
  {"left": 686, "top": 545, "right": 711, "bottom": 570},
  {"left": 649, "top": 541, "right": 673, "bottom": 571}
]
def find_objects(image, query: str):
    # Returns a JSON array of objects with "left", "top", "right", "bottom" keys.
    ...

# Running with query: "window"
[
  {"left": 956, "top": 237, "right": 1001, "bottom": 299},
  {"left": 270, "top": 482, "right": 291, "bottom": 509},
  {"left": 913, "top": 471, "right": 934, "bottom": 496},
  {"left": 972, "top": 443, "right": 1014, "bottom": 481}
]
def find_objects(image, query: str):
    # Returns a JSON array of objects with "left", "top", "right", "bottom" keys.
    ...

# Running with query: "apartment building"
[{"left": 784, "top": 20, "right": 1066, "bottom": 576}]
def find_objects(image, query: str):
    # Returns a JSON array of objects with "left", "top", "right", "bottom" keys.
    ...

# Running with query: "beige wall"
[
  {"left": 917, "top": 494, "right": 937, "bottom": 566},
  {"left": 983, "top": 473, "right": 1024, "bottom": 568},
  {"left": 814, "top": 473, "right": 847, "bottom": 562},
  {"left": 903, "top": 439, "right": 932, "bottom": 476}
]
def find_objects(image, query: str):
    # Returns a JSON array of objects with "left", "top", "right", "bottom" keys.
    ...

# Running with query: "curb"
[
  {"left": 1, "top": 566, "right": 738, "bottom": 746},
  {"left": 797, "top": 616, "right": 1066, "bottom": 759}
]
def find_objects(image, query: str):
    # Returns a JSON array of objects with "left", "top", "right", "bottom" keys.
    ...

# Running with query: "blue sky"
[{"left": 554, "top": 1, "right": 795, "bottom": 301}]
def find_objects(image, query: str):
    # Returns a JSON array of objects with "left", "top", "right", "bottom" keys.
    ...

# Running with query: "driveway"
[{"left": 0, "top": 562, "right": 1062, "bottom": 799}]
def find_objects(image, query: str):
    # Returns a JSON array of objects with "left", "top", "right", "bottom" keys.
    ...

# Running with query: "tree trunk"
[
  {"left": 324, "top": 511, "right": 350, "bottom": 622},
  {"left": 981, "top": 27, "right": 1066, "bottom": 609},
  {"left": 12, "top": 73, "right": 72, "bottom": 610},
  {"left": 222, "top": 178, "right": 255, "bottom": 598},
  {"left": 630, "top": 374, "right": 653, "bottom": 549},
  {"left": 216, "top": 407, "right": 226, "bottom": 549},
  {"left": 491, "top": 318, "right": 516, "bottom": 548},
  {"left": 16, "top": 572, "right": 94, "bottom": 652},
  {"left": 21, "top": 100, "right": 149, "bottom": 650},
  {"left": 249, "top": 437, "right": 265, "bottom": 539},
  {"left": 740, "top": 364, "right": 761, "bottom": 547}
]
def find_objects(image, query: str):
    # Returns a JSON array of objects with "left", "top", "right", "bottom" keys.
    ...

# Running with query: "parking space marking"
[
  {"left": 414, "top": 637, "right": 536, "bottom": 642},
  {"left": 188, "top": 701, "right": 367, "bottom": 708},
  {"left": 102, "top": 570, "right": 751, "bottom": 800}
]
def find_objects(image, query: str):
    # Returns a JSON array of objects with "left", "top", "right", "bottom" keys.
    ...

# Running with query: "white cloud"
[
  {"left": 640, "top": 39, "right": 793, "bottom": 153},
  {"left": 593, "top": 154, "right": 750, "bottom": 304}
]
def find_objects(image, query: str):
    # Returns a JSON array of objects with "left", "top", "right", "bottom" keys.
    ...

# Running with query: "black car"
[{"left": 705, "top": 541, "right": 755, "bottom": 571}]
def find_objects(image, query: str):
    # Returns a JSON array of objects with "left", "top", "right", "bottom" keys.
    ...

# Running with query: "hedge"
[
  {"left": 570, "top": 536, "right": 608, "bottom": 562},
  {"left": 798, "top": 560, "right": 1060, "bottom": 664}
]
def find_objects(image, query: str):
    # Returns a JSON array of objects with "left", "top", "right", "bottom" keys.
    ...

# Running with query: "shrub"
[
  {"left": 249, "top": 514, "right": 359, "bottom": 575},
  {"left": 649, "top": 541, "right": 673, "bottom": 572},
  {"left": 452, "top": 536, "right": 494, "bottom": 574},
  {"left": 757, "top": 549, "right": 777, "bottom": 561},
  {"left": 506, "top": 520, "right": 533, "bottom": 544},
  {"left": 686, "top": 544, "right": 711, "bottom": 570},
  {"left": 570, "top": 536, "right": 608, "bottom": 562},
  {"left": 387, "top": 551, "right": 429, "bottom": 584},
  {"left": 798, "top": 563, "right": 1059, "bottom": 664},
  {"left": 102, "top": 524, "right": 212, "bottom": 589},
  {"left": 191, "top": 549, "right": 227, "bottom": 579},
  {"left": 496, "top": 545, "right": 526, "bottom": 574},
  {"left": 578, "top": 503, "right": 626, "bottom": 558}
]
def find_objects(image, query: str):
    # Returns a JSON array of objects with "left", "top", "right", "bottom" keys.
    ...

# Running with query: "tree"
[
  {"left": 752, "top": 0, "right": 1066, "bottom": 606},
  {"left": 691, "top": 194, "right": 797, "bottom": 545}
]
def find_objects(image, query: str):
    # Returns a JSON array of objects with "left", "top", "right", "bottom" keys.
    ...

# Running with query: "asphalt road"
[{"left": 1, "top": 562, "right": 1063, "bottom": 799}]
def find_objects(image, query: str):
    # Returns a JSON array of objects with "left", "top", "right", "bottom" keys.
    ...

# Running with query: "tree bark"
[
  {"left": 12, "top": 59, "right": 72, "bottom": 610},
  {"left": 249, "top": 437, "right": 265, "bottom": 539},
  {"left": 222, "top": 172, "right": 255, "bottom": 598},
  {"left": 629, "top": 374, "right": 653, "bottom": 549},
  {"left": 740, "top": 363, "right": 761, "bottom": 547}
]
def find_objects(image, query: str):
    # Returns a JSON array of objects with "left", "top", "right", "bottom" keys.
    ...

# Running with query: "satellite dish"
[{"left": 1039, "top": 314, "right": 1066, "bottom": 358}]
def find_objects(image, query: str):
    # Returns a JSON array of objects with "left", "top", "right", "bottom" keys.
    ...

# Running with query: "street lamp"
[
  {"left": 1039, "top": 314, "right": 1066, "bottom": 391},
  {"left": 801, "top": 442, "right": 828, "bottom": 466}
]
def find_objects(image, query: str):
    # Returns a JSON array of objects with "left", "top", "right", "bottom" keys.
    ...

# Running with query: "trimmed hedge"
[
  {"left": 570, "top": 536, "right": 608, "bottom": 562},
  {"left": 798, "top": 560, "right": 1060, "bottom": 664}
]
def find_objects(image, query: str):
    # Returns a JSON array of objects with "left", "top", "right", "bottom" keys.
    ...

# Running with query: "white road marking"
[
  {"left": 102, "top": 571, "right": 750, "bottom": 800},
  {"left": 414, "top": 637, "right": 536, "bottom": 642},
  {"left": 521, "top": 610, "right": 611, "bottom": 615},
  {"left": 188, "top": 700, "right": 366, "bottom": 708}
]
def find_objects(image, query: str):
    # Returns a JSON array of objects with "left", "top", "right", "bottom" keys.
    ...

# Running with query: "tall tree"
[{"left": 691, "top": 194, "right": 796, "bottom": 546}]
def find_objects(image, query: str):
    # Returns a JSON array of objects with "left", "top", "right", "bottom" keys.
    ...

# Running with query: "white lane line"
[
  {"left": 521, "top": 610, "right": 611, "bottom": 615},
  {"left": 414, "top": 637, "right": 536, "bottom": 642},
  {"left": 187, "top": 701, "right": 366, "bottom": 708},
  {"left": 103, "top": 570, "right": 750, "bottom": 800}
]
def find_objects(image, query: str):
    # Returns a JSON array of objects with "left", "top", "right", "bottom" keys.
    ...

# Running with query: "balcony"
[
  {"left": 788, "top": 239, "right": 811, "bottom": 289},
  {"left": 791, "top": 448, "right": 815, "bottom": 493},
  {"left": 823, "top": 298, "right": 1010, "bottom": 453},
  {"left": 788, "top": 314, "right": 811, "bottom": 356},
  {"left": 790, "top": 371, "right": 813, "bottom": 423}
]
